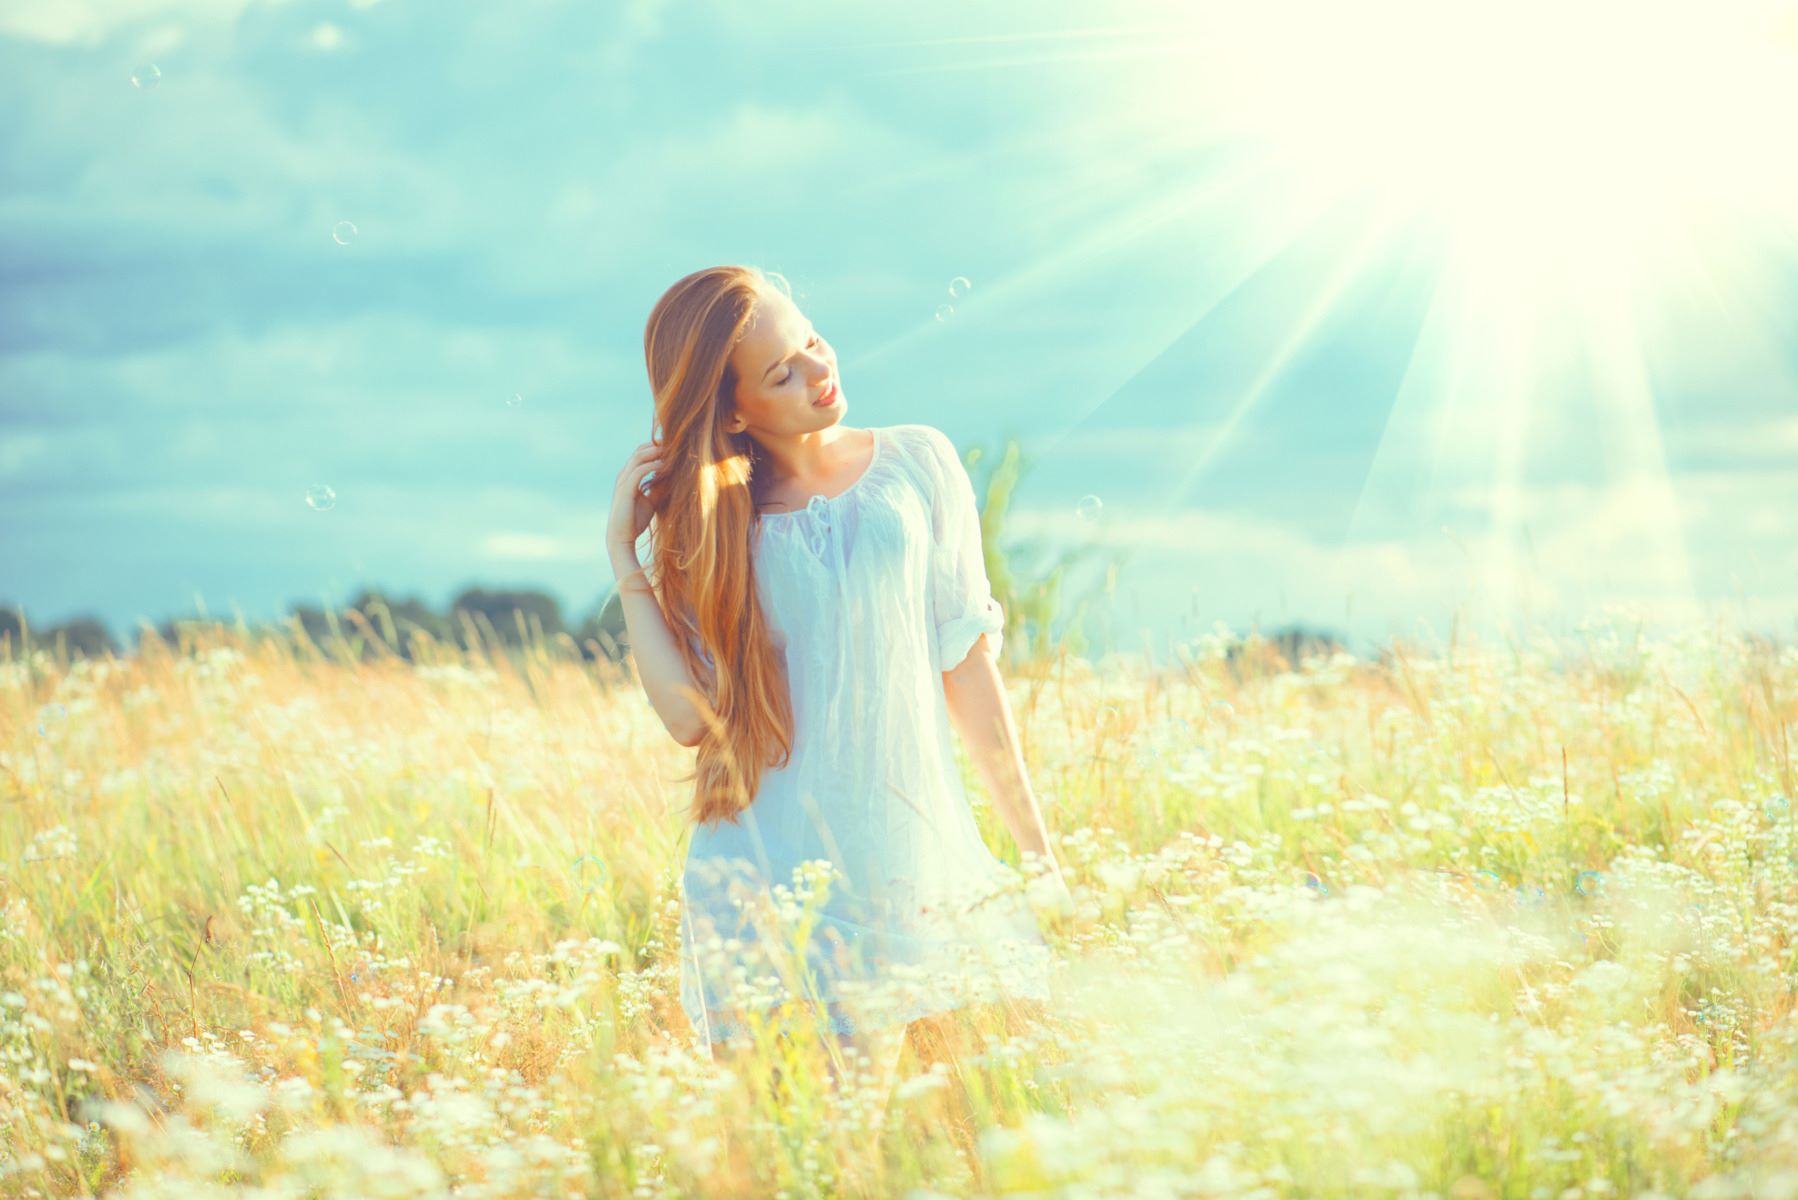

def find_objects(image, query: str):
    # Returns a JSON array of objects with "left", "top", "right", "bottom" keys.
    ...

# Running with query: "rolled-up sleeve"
[{"left": 922, "top": 426, "right": 1005, "bottom": 671}]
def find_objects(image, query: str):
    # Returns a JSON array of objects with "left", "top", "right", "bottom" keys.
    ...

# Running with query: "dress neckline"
[{"left": 756, "top": 427, "right": 884, "bottom": 520}]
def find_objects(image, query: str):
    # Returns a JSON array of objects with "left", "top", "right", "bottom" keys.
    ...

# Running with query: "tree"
[{"left": 447, "top": 586, "right": 566, "bottom": 652}]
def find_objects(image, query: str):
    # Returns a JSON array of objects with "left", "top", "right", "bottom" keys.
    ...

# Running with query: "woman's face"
[{"left": 725, "top": 288, "right": 841, "bottom": 437}]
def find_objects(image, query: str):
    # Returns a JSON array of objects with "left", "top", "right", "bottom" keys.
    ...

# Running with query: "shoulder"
[{"left": 881, "top": 423, "right": 957, "bottom": 466}]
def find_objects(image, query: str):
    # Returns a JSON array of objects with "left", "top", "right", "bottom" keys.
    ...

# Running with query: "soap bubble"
[
  {"left": 572, "top": 854, "right": 610, "bottom": 894},
  {"left": 934, "top": 303, "right": 954, "bottom": 322},
  {"left": 947, "top": 275, "right": 972, "bottom": 298},
  {"left": 130, "top": 64, "right": 162, "bottom": 89},
  {"left": 1574, "top": 870, "right": 1603, "bottom": 897},
  {"left": 505, "top": 392, "right": 524, "bottom": 408},
  {"left": 1303, "top": 872, "right": 1329, "bottom": 896},
  {"left": 305, "top": 485, "right": 337, "bottom": 512},
  {"left": 331, "top": 220, "right": 358, "bottom": 246},
  {"left": 1075, "top": 494, "right": 1103, "bottom": 522},
  {"left": 37, "top": 703, "right": 69, "bottom": 737}
]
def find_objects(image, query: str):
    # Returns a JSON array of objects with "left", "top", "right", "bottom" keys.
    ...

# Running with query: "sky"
[{"left": 3, "top": 0, "right": 1796, "bottom": 665}]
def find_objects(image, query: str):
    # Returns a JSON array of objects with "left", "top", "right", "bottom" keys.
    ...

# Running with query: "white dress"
[{"left": 676, "top": 422, "right": 1052, "bottom": 1047}]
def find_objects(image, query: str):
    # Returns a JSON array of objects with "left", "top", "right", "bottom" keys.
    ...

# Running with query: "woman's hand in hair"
[{"left": 608, "top": 441, "right": 664, "bottom": 558}]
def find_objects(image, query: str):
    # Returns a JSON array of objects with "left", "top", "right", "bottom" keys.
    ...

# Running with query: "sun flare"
[{"left": 1181, "top": 0, "right": 1798, "bottom": 306}]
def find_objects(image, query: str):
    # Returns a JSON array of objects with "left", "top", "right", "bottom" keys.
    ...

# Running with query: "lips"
[{"left": 813, "top": 381, "right": 839, "bottom": 406}]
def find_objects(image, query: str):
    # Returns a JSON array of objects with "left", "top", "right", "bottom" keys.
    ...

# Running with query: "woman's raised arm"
[{"left": 608, "top": 442, "right": 708, "bottom": 748}]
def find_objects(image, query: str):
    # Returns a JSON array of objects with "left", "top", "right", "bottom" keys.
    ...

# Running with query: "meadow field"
[{"left": 1, "top": 612, "right": 1794, "bottom": 1199}]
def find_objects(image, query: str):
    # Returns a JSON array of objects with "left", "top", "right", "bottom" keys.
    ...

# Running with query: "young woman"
[{"left": 605, "top": 265, "right": 1073, "bottom": 1123}]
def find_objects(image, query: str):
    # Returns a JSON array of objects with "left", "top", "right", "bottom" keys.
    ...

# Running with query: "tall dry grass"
[{"left": 1, "top": 608, "right": 1794, "bottom": 1198}]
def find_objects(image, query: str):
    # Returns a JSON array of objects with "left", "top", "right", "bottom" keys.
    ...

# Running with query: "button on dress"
[{"left": 677, "top": 423, "right": 1052, "bottom": 1048}]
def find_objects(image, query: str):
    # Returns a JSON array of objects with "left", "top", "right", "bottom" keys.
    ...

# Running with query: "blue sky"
[{"left": 4, "top": 0, "right": 1795, "bottom": 662}]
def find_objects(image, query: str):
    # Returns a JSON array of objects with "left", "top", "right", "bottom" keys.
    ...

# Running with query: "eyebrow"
[{"left": 761, "top": 323, "right": 815, "bottom": 381}]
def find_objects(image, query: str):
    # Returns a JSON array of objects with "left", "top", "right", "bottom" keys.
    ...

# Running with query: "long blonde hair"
[{"left": 639, "top": 265, "right": 798, "bottom": 828}]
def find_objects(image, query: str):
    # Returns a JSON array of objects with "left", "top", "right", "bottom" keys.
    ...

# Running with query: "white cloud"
[
  {"left": 478, "top": 532, "right": 584, "bottom": 562},
  {"left": 1674, "top": 411, "right": 1798, "bottom": 464},
  {"left": 1004, "top": 457, "right": 1796, "bottom": 648},
  {"left": 0, "top": 0, "right": 245, "bottom": 46},
  {"left": 306, "top": 21, "right": 346, "bottom": 52}
]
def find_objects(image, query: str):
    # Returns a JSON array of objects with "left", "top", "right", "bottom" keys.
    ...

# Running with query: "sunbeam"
[
  {"left": 1168, "top": 201, "right": 1424, "bottom": 505},
  {"left": 849, "top": 147, "right": 1291, "bottom": 375}
]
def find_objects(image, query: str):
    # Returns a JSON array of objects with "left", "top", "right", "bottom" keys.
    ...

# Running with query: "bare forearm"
[
  {"left": 608, "top": 544, "right": 709, "bottom": 747},
  {"left": 975, "top": 743, "right": 1053, "bottom": 861},
  {"left": 943, "top": 635, "right": 1056, "bottom": 862}
]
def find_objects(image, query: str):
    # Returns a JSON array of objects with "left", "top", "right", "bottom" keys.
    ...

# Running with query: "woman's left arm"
[{"left": 944, "top": 632, "right": 1062, "bottom": 874}]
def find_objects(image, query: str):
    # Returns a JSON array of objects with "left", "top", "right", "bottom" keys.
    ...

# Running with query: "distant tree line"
[
  {"left": 0, "top": 586, "right": 1350, "bottom": 684},
  {"left": 0, "top": 586, "right": 633, "bottom": 665}
]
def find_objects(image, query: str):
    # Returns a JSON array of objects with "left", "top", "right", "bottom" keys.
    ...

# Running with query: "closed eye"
[{"left": 778, "top": 336, "right": 821, "bottom": 385}]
